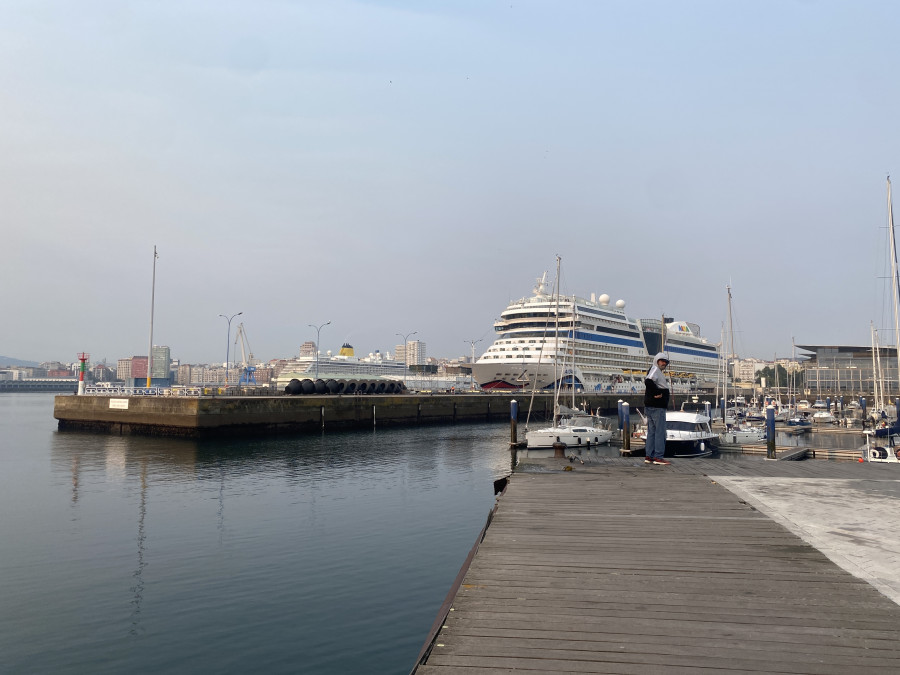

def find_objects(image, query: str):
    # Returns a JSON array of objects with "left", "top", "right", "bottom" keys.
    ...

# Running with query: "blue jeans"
[{"left": 645, "top": 406, "right": 667, "bottom": 459}]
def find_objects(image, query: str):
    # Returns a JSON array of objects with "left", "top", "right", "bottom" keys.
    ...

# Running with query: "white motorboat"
[
  {"left": 719, "top": 424, "right": 766, "bottom": 445},
  {"left": 860, "top": 434, "right": 900, "bottom": 463},
  {"left": 812, "top": 411, "right": 835, "bottom": 424},
  {"left": 637, "top": 410, "right": 718, "bottom": 457}
]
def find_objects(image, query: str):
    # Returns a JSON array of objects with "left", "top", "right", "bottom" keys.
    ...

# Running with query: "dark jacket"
[{"left": 644, "top": 371, "right": 670, "bottom": 409}]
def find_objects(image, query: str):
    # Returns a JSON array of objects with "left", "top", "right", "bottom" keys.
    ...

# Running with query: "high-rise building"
[
  {"left": 407, "top": 340, "right": 426, "bottom": 366},
  {"left": 395, "top": 340, "right": 427, "bottom": 366},
  {"left": 131, "top": 356, "right": 148, "bottom": 379},
  {"left": 150, "top": 345, "right": 171, "bottom": 379},
  {"left": 176, "top": 364, "right": 192, "bottom": 385},
  {"left": 117, "top": 358, "right": 132, "bottom": 380}
]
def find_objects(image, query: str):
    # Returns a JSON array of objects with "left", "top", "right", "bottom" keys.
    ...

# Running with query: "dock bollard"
[
  {"left": 553, "top": 441, "right": 566, "bottom": 458},
  {"left": 622, "top": 402, "right": 630, "bottom": 452},
  {"left": 510, "top": 399, "right": 518, "bottom": 447},
  {"left": 766, "top": 405, "right": 776, "bottom": 459}
]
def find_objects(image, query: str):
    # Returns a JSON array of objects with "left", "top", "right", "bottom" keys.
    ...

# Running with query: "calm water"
[{"left": 0, "top": 394, "right": 515, "bottom": 674}]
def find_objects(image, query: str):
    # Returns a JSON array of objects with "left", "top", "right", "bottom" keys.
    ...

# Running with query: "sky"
[{"left": 4, "top": 0, "right": 900, "bottom": 366}]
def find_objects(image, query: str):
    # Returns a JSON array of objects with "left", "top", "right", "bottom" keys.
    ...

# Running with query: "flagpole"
[{"left": 146, "top": 246, "right": 158, "bottom": 388}]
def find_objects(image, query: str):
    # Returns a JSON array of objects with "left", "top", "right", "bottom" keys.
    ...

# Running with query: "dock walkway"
[{"left": 415, "top": 457, "right": 900, "bottom": 673}]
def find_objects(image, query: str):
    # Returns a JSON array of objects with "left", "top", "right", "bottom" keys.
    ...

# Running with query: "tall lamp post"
[
  {"left": 396, "top": 331, "right": 417, "bottom": 386},
  {"left": 465, "top": 338, "right": 483, "bottom": 390},
  {"left": 219, "top": 312, "right": 243, "bottom": 387},
  {"left": 309, "top": 321, "right": 331, "bottom": 379}
]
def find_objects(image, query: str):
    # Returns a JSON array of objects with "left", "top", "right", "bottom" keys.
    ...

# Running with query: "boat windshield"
[{"left": 668, "top": 421, "right": 707, "bottom": 432}]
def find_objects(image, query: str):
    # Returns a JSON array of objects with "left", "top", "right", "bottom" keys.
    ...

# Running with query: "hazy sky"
[{"left": 4, "top": 0, "right": 900, "bottom": 365}]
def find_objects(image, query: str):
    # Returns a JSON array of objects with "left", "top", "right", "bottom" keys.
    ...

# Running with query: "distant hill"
[{"left": 0, "top": 356, "right": 40, "bottom": 367}]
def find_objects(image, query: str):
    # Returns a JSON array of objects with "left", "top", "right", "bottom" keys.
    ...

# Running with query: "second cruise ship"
[{"left": 472, "top": 271, "right": 720, "bottom": 394}]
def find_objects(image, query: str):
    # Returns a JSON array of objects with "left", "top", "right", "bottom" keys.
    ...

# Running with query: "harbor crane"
[{"left": 233, "top": 322, "right": 258, "bottom": 385}]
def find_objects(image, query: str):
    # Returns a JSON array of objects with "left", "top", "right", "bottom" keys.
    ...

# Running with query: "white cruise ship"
[
  {"left": 471, "top": 272, "right": 720, "bottom": 394},
  {"left": 275, "top": 343, "right": 407, "bottom": 387}
]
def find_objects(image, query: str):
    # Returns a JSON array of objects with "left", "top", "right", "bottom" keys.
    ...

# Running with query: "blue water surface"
[{"left": 0, "top": 394, "right": 514, "bottom": 674}]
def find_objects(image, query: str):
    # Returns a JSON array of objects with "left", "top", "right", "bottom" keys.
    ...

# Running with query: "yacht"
[
  {"left": 472, "top": 272, "right": 720, "bottom": 393},
  {"left": 525, "top": 406, "right": 613, "bottom": 449},
  {"left": 636, "top": 410, "right": 718, "bottom": 457}
]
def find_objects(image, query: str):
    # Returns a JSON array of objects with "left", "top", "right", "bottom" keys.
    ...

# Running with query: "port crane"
[{"left": 233, "top": 323, "right": 258, "bottom": 385}]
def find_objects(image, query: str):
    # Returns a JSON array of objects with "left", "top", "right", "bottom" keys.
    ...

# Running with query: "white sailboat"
[
  {"left": 719, "top": 285, "right": 765, "bottom": 445},
  {"left": 525, "top": 257, "right": 613, "bottom": 450}
]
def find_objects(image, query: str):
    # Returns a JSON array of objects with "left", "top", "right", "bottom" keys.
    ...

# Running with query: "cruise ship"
[
  {"left": 274, "top": 342, "right": 407, "bottom": 388},
  {"left": 472, "top": 272, "right": 720, "bottom": 394}
]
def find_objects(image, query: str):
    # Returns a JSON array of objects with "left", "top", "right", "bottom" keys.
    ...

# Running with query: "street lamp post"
[
  {"left": 309, "top": 321, "right": 331, "bottom": 379},
  {"left": 219, "top": 312, "right": 243, "bottom": 387},
  {"left": 465, "top": 338, "right": 483, "bottom": 390},
  {"left": 396, "top": 331, "right": 417, "bottom": 386}
]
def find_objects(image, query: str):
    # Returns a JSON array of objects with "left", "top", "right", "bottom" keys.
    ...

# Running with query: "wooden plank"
[{"left": 414, "top": 462, "right": 900, "bottom": 674}]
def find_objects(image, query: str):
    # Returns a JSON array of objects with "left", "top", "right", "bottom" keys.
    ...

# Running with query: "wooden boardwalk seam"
[{"left": 414, "top": 458, "right": 900, "bottom": 674}]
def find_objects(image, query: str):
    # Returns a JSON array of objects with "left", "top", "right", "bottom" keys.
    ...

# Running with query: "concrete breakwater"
[{"left": 54, "top": 392, "right": 648, "bottom": 439}]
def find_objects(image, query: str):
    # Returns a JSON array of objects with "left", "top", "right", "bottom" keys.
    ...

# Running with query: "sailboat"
[
  {"left": 525, "top": 257, "right": 613, "bottom": 450},
  {"left": 868, "top": 176, "right": 900, "bottom": 441},
  {"left": 718, "top": 286, "right": 765, "bottom": 445}
]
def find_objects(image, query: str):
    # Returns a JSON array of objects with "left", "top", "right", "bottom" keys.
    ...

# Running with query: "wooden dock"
[{"left": 413, "top": 457, "right": 900, "bottom": 673}]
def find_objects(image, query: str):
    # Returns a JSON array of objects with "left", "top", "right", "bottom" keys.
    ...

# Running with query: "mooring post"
[
  {"left": 766, "top": 405, "right": 776, "bottom": 459},
  {"left": 617, "top": 399, "right": 623, "bottom": 434},
  {"left": 622, "top": 401, "right": 630, "bottom": 452},
  {"left": 510, "top": 399, "right": 518, "bottom": 446}
]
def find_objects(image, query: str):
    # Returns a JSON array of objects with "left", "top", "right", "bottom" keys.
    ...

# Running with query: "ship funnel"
[{"left": 591, "top": 293, "right": 596, "bottom": 303}]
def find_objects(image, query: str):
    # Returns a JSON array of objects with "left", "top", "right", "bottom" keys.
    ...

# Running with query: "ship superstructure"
[{"left": 471, "top": 273, "right": 720, "bottom": 393}]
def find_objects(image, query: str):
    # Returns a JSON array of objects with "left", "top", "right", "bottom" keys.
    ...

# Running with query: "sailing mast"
[
  {"left": 726, "top": 285, "right": 735, "bottom": 422},
  {"left": 552, "top": 255, "right": 561, "bottom": 424},
  {"left": 887, "top": 176, "right": 900, "bottom": 409}
]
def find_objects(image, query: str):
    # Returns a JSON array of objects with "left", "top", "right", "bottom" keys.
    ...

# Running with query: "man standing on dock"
[{"left": 644, "top": 352, "right": 671, "bottom": 465}]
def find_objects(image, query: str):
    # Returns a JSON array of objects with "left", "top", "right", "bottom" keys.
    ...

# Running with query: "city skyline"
[{"left": 4, "top": 2, "right": 900, "bottom": 364}]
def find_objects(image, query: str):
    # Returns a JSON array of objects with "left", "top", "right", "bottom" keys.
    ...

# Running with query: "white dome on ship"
[
  {"left": 598, "top": 294, "right": 610, "bottom": 306},
  {"left": 615, "top": 299, "right": 626, "bottom": 309}
]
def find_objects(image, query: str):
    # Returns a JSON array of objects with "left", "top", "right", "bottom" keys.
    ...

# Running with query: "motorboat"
[
  {"left": 860, "top": 433, "right": 900, "bottom": 463},
  {"left": 637, "top": 410, "right": 717, "bottom": 457},
  {"left": 719, "top": 423, "right": 766, "bottom": 445},
  {"left": 812, "top": 411, "right": 835, "bottom": 424},
  {"left": 786, "top": 412, "right": 812, "bottom": 427}
]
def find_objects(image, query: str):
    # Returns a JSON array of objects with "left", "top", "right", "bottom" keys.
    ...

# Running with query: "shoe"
[
  {"left": 644, "top": 457, "right": 652, "bottom": 464},
  {"left": 652, "top": 458, "right": 671, "bottom": 465}
]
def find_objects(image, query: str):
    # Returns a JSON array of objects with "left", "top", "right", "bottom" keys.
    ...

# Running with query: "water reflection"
[{"left": 130, "top": 458, "right": 148, "bottom": 636}]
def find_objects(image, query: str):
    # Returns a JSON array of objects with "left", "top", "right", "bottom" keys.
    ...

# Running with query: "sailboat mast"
[
  {"left": 553, "top": 255, "right": 561, "bottom": 423},
  {"left": 571, "top": 297, "right": 577, "bottom": 410},
  {"left": 726, "top": 285, "right": 734, "bottom": 419},
  {"left": 887, "top": 176, "right": 900, "bottom": 405}
]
